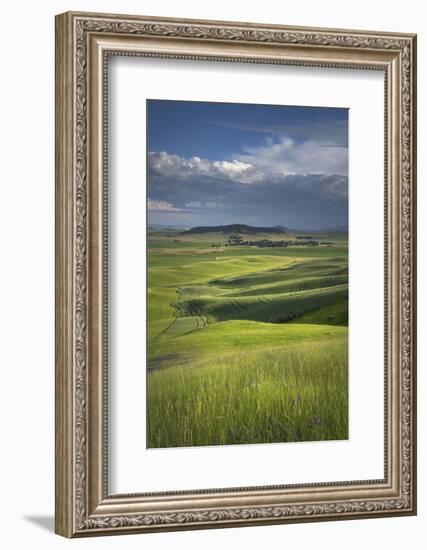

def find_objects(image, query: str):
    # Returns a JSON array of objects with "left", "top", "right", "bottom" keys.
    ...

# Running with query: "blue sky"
[{"left": 147, "top": 99, "right": 348, "bottom": 229}]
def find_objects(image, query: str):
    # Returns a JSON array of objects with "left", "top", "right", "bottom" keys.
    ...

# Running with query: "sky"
[{"left": 147, "top": 99, "right": 348, "bottom": 229}]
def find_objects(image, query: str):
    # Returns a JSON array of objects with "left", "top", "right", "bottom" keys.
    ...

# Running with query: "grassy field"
[{"left": 147, "top": 229, "right": 348, "bottom": 448}]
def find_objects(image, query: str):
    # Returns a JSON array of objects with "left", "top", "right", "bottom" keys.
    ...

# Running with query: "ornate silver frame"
[{"left": 55, "top": 11, "right": 417, "bottom": 537}]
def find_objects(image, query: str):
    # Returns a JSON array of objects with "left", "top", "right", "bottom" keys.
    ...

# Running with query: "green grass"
[
  {"left": 290, "top": 299, "right": 348, "bottom": 326},
  {"left": 173, "top": 284, "right": 348, "bottom": 325},
  {"left": 149, "top": 320, "right": 346, "bottom": 366},
  {"left": 226, "top": 274, "right": 348, "bottom": 296},
  {"left": 147, "top": 335, "right": 348, "bottom": 447},
  {"left": 146, "top": 229, "right": 349, "bottom": 448}
]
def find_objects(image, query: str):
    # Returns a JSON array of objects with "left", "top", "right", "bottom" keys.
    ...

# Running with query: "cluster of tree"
[
  {"left": 222, "top": 235, "right": 323, "bottom": 248},
  {"left": 208, "top": 232, "right": 337, "bottom": 249}
]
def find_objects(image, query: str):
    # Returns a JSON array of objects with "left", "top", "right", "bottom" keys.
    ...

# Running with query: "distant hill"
[
  {"left": 183, "top": 224, "right": 289, "bottom": 235},
  {"left": 149, "top": 224, "right": 191, "bottom": 232}
]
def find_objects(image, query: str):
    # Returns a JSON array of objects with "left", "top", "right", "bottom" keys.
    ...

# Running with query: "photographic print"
[{"left": 147, "top": 99, "right": 349, "bottom": 449}]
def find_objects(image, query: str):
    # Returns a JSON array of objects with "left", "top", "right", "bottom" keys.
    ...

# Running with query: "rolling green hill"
[
  {"left": 174, "top": 284, "right": 348, "bottom": 325},
  {"left": 146, "top": 227, "right": 349, "bottom": 448}
]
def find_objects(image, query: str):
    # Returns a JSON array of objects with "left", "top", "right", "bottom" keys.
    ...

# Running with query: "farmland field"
[{"left": 147, "top": 228, "right": 348, "bottom": 448}]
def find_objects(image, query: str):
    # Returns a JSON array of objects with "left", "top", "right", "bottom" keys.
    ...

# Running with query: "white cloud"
[
  {"left": 147, "top": 199, "right": 181, "bottom": 212},
  {"left": 234, "top": 136, "right": 348, "bottom": 177},
  {"left": 185, "top": 201, "right": 202, "bottom": 208},
  {"left": 148, "top": 148, "right": 348, "bottom": 201},
  {"left": 149, "top": 151, "right": 263, "bottom": 184}
]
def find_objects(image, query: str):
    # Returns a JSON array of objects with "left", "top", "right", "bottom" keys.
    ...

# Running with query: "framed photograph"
[{"left": 55, "top": 11, "right": 417, "bottom": 537}]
